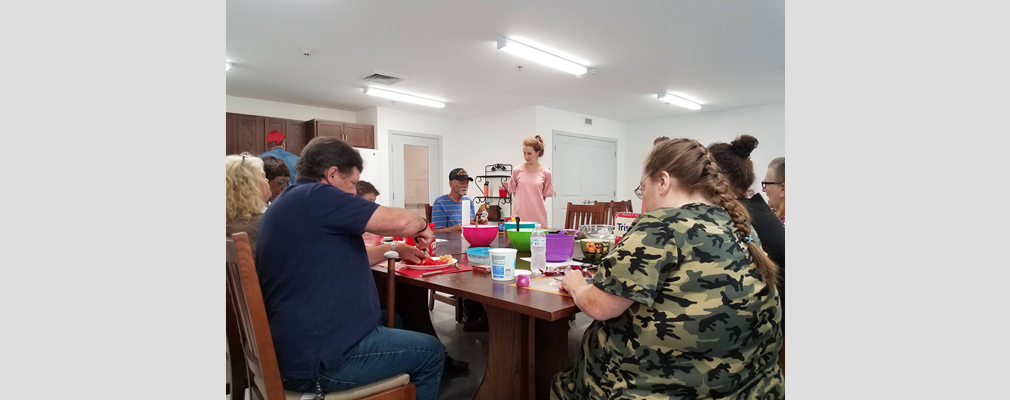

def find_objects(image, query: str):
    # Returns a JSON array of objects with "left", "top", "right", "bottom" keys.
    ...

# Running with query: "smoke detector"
[{"left": 298, "top": 48, "right": 314, "bottom": 57}]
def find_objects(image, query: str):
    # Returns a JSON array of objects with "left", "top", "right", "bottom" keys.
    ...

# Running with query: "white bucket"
[{"left": 489, "top": 248, "right": 517, "bottom": 281}]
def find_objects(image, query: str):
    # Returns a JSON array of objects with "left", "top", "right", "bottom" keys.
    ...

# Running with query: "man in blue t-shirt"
[
  {"left": 259, "top": 130, "right": 299, "bottom": 183},
  {"left": 255, "top": 137, "right": 444, "bottom": 399},
  {"left": 431, "top": 168, "right": 475, "bottom": 233}
]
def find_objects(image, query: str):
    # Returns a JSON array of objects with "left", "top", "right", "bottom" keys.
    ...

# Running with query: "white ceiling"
[{"left": 226, "top": 1, "right": 784, "bottom": 123}]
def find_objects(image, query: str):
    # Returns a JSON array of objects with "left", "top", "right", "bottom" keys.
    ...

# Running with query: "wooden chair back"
[
  {"left": 228, "top": 233, "right": 415, "bottom": 400},
  {"left": 564, "top": 202, "right": 605, "bottom": 230},
  {"left": 227, "top": 232, "right": 286, "bottom": 400},
  {"left": 227, "top": 268, "right": 249, "bottom": 400},
  {"left": 424, "top": 204, "right": 432, "bottom": 223},
  {"left": 595, "top": 200, "right": 634, "bottom": 226}
]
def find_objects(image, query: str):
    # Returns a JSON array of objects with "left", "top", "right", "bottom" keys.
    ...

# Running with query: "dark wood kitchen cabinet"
[
  {"left": 307, "top": 119, "right": 375, "bottom": 149},
  {"left": 227, "top": 113, "right": 375, "bottom": 155}
]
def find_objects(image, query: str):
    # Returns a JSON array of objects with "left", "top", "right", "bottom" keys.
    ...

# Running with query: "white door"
[
  {"left": 552, "top": 131, "right": 617, "bottom": 228},
  {"left": 390, "top": 132, "right": 442, "bottom": 220}
]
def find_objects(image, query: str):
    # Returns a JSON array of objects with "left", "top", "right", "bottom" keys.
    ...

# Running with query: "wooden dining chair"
[
  {"left": 424, "top": 204, "right": 432, "bottom": 223},
  {"left": 564, "top": 202, "right": 605, "bottom": 230},
  {"left": 594, "top": 200, "right": 634, "bottom": 227},
  {"left": 227, "top": 233, "right": 416, "bottom": 400},
  {"left": 227, "top": 277, "right": 249, "bottom": 400},
  {"left": 428, "top": 291, "right": 464, "bottom": 322}
]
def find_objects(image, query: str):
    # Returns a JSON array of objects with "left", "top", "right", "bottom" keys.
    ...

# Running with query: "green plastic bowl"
[{"left": 505, "top": 228, "right": 535, "bottom": 252}]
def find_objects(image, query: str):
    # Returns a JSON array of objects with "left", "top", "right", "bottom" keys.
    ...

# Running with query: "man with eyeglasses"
[
  {"left": 262, "top": 156, "right": 290, "bottom": 203},
  {"left": 260, "top": 130, "right": 299, "bottom": 184}
]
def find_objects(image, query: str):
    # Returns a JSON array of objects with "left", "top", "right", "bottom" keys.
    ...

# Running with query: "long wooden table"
[{"left": 373, "top": 231, "right": 579, "bottom": 400}]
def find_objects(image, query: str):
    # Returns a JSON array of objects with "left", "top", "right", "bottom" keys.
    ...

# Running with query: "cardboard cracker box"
[{"left": 614, "top": 212, "right": 641, "bottom": 242}]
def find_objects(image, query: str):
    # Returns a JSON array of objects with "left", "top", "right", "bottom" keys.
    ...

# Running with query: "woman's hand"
[{"left": 559, "top": 269, "right": 590, "bottom": 297}]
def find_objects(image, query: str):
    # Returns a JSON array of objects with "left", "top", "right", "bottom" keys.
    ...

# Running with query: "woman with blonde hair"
[
  {"left": 226, "top": 153, "right": 271, "bottom": 251},
  {"left": 763, "top": 157, "right": 785, "bottom": 226},
  {"left": 553, "top": 138, "right": 782, "bottom": 399},
  {"left": 505, "top": 135, "right": 554, "bottom": 227}
]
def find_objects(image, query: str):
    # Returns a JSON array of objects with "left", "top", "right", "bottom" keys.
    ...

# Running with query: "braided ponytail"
[
  {"left": 699, "top": 146, "right": 779, "bottom": 289},
  {"left": 646, "top": 139, "right": 780, "bottom": 290}
]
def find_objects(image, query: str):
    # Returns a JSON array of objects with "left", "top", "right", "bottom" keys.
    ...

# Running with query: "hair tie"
[{"left": 743, "top": 235, "right": 753, "bottom": 243}]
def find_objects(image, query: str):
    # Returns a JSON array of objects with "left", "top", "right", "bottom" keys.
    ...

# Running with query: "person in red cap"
[{"left": 259, "top": 130, "right": 299, "bottom": 184}]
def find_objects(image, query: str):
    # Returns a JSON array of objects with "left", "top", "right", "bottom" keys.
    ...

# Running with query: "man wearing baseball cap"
[
  {"left": 259, "top": 130, "right": 299, "bottom": 184},
  {"left": 430, "top": 168, "right": 475, "bottom": 233}
]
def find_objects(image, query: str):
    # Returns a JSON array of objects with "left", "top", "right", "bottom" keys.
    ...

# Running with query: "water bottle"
[{"left": 530, "top": 225, "right": 547, "bottom": 271}]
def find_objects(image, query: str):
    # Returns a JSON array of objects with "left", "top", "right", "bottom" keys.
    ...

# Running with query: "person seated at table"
[
  {"left": 708, "top": 135, "right": 786, "bottom": 333},
  {"left": 226, "top": 153, "right": 271, "bottom": 253},
  {"left": 429, "top": 167, "right": 489, "bottom": 331},
  {"left": 262, "top": 155, "right": 290, "bottom": 204},
  {"left": 255, "top": 137, "right": 445, "bottom": 400},
  {"left": 554, "top": 138, "right": 783, "bottom": 399},
  {"left": 430, "top": 167, "right": 475, "bottom": 233},
  {"left": 355, "top": 180, "right": 380, "bottom": 202},
  {"left": 764, "top": 157, "right": 786, "bottom": 226}
]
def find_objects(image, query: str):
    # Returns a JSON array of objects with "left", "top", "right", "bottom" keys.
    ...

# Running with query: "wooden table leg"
[
  {"left": 476, "top": 305, "right": 570, "bottom": 400},
  {"left": 535, "top": 317, "right": 570, "bottom": 399},
  {"left": 373, "top": 272, "right": 440, "bottom": 337}
]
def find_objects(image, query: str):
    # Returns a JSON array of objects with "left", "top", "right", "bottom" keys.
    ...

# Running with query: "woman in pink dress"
[{"left": 506, "top": 135, "right": 555, "bottom": 228}]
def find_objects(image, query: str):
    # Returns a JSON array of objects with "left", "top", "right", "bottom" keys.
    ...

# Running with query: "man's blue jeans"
[{"left": 283, "top": 325, "right": 445, "bottom": 400}]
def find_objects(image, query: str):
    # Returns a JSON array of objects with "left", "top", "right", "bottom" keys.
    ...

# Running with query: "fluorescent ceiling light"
[
  {"left": 364, "top": 87, "right": 445, "bottom": 108},
  {"left": 497, "top": 37, "right": 589, "bottom": 76},
  {"left": 226, "top": 62, "right": 232, "bottom": 71},
  {"left": 658, "top": 93, "right": 701, "bottom": 110},
  {"left": 667, "top": 92, "right": 705, "bottom": 105}
]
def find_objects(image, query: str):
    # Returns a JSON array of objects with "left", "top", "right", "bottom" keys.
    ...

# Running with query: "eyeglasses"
[
  {"left": 760, "top": 181, "right": 783, "bottom": 189},
  {"left": 272, "top": 178, "right": 290, "bottom": 188},
  {"left": 634, "top": 179, "right": 646, "bottom": 199}
]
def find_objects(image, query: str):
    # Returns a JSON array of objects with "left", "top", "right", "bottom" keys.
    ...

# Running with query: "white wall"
[
  {"left": 226, "top": 95, "right": 358, "bottom": 122},
  {"left": 535, "top": 106, "right": 628, "bottom": 227},
  {"left": 626, "top": 103, "right": 785, "bottom": 196},
  {"left": 457, "top": 106, "right": 537, "bottom": 213}
]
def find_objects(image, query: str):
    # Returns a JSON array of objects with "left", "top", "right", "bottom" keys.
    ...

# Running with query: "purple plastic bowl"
[{"left": 545, "top": 233, "right": 575, "bottom": 262}]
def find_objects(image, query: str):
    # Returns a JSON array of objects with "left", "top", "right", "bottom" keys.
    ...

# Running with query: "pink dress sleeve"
[
  {"left": 506, "top": 168, "right": 519, "bottom": 194},
  {"left": 541, "top": 169, "right": 554, "bottom": 198}
]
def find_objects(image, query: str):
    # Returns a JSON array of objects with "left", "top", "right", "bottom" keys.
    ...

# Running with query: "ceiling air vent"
[{"left": 362, "top": 72, "right": 404, "bottom": 85}]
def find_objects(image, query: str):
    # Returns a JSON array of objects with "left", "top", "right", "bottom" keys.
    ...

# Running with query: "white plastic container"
[
  {"left": 461, "top": 199, "right": 471, "bottom": 226},
  {"left": 489, "top": 248, "right": 517, "bottom": 281}
]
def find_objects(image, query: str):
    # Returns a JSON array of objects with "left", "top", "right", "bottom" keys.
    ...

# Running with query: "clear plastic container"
[{"left": 530, "top": 226, "right": 547, "bottom": 271}]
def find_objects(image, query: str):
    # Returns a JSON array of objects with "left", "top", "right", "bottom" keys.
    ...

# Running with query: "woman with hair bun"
[
  {"left": 709, "top": 136, "right": 786, "bottom": 341},
  {"left": 505, "top": 135, "right": 554, "bottom": 227}
]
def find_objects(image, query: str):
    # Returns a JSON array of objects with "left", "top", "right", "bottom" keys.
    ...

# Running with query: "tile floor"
[
  {"left": 432, "top": 299, "right": 593, "bottom": 400},
  {"left": 227, "top": 299, "right": 594, "bottom": 400}
]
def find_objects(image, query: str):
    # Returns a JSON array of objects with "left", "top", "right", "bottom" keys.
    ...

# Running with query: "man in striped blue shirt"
[{"left": 431, "top": 168, "right": 475, "bottom": 233}]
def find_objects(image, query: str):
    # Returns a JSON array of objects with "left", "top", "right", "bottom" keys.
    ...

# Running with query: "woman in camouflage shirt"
[{"left": 553, "top": 138, "right": 783, "bottom": 399}]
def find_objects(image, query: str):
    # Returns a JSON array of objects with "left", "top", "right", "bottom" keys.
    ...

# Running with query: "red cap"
[{"left": 267, "top": 130, "right": 285, "bottom": 143}]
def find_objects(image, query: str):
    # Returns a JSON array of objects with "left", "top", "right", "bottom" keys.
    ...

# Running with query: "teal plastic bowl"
[
  {"left": 502, "top": 221, "right": 538, "bottom": 231},
  {"left": 505, "top": 228, "right": 535, "bottom": 252}
]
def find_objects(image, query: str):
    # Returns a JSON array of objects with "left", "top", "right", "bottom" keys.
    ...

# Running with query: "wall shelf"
[{"left": 471, "top": 163, "right": 513, "bottom": 220}]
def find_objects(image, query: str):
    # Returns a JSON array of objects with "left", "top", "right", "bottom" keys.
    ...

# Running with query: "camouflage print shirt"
[{"left": 552, "top": 203, "right": 783, "bottom": 399}]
